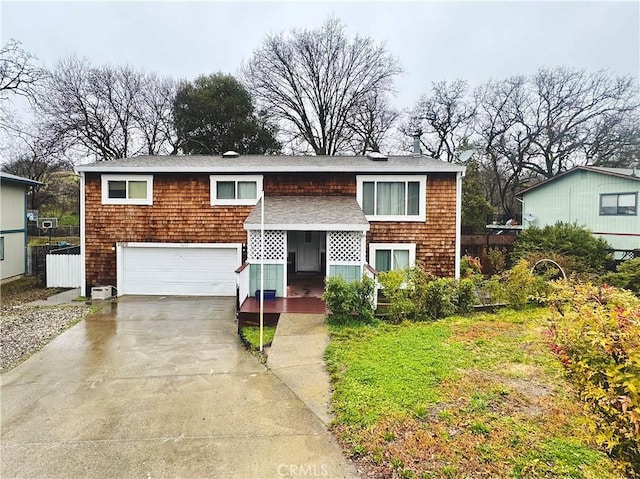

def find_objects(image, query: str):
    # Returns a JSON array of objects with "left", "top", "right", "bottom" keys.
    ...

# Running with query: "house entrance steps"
[{"left": 267, "top": 313, "right": 333, "bottom": 426}]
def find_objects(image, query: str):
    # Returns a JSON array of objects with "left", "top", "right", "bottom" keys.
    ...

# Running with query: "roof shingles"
[
  {"left": 75, "top": 154, "right": 464, "bottom": 174},
  {"left": 243, "top": 196, "right": 370, "bottom": 231}
]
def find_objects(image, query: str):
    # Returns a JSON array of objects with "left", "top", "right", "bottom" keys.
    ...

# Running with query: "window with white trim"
[
  {"left": 210, "top": 175, "right": 263, "bottom": 205},
  {"left": 357, "top": 175, "right": 426, "bottom": 221},
  {"left": 600, "top": 192, "right": 637, "bottom": 216},
  {"left": 101, "top": 175, "right": 153, "bottom": 205},
  {"left": 369, "top": 243, "right": 416, "bottom": 272}
]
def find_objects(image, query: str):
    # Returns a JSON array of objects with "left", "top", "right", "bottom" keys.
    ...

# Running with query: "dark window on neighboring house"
[
  {"left": 0, "top": 237, "right": 4, "bottom": 261},
  {"left": 600, "top": 192, "right": 637, "bottom": 216}
]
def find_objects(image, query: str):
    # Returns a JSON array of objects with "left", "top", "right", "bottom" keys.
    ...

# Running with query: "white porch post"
[
  {"left": 259, "top": 192, "right": 265, "bottom": 352},
  {"left": 455, "top": 170, "right": 463, "bottom": 279}
]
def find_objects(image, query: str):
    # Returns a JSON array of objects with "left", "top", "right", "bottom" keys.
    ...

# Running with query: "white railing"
[
  {"left": 236, "top": 262, "right": 251, "bottom": 305},
  {"left": 364, "top": 264, "right": 379, "bottom": 310},
  {"left": 46, "top": 254, "right": 81, "bottom": 288}
]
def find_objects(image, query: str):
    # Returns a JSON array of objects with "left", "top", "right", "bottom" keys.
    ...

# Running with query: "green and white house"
[
  {"left": 0, "top": 172, "right": 43, "bottom": 282},
  {"left": 519, "top": 166, "right": 640, "bottom": 259}
]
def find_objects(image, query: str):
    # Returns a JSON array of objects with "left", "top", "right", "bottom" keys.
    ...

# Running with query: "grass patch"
[
  {"left": 326, "top": 322, "right": 471, "bottom": 426},
  {"left": 327, "top": 308, "right": 625, "bottom": 478},
  {"left": 240, "top": 326, "right": 276, "bottom": 351}
]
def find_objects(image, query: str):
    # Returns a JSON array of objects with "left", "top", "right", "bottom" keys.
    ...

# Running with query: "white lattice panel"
[
  {"left": 247, "top": 230, "right": 286, "bottom": 261},
  {"left": 328, "top": 231, "right": 362, "bottom": 262}
]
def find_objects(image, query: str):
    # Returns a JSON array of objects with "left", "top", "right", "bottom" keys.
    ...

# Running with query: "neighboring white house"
[
  {"left": 519, "top": 166, "right": 640, "bottom": 259},
  {"left": 0, "top": 172, "right": 43, "bottom": 282}
]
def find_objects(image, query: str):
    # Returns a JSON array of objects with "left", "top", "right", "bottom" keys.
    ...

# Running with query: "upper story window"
[
  {"left": 357, "top": 175, "right": 426, "bottom": 221},
  {"left": 101, "top": 175, "right": 153, "bottom": 205},
  {"left": 210, "top": 175, "right": 263, "bottom": 206},
  {"left": 600, "top": 192, "right": 637, "bottom": 216}
]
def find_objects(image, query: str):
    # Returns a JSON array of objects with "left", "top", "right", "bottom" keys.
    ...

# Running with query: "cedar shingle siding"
[
  {"left": 84, "top": 171, "right": 457, "bottom": 288},
  {"left": 265, "top": 173, "right": 356, "bottom": 196},
  {"left": 368, "top": 174, "right": 457, "bottom": 277}
]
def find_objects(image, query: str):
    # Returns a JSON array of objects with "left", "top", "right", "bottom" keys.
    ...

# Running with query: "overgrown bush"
[
  {"left": 323, "top": 275, "right": 375, "bottom": 325},
  {"left": 485, "top": 246, "right": 507, "bottom": 274},
  {"left": 456, "top": 278, "right": 478, "bottom": 313},
  {"left": 480, "top": 259, "right": 549, "bottom": 310},
  {"left": 521, "top": 251, "right": 579, "bottom": 280},
  {"left": 512, "top": 222, "right": 612, "bottom": 274},
  {"left": 378, "top": 266, "right": 480, "bottom": 322},
  {"left": 546, "top": 282, "right": 640, "bottom": 475},
  {"left": 377, "top": 267, "right": 434, "bottom": 323},
  {"left": 423, "top": 278, "right": 458, "bottom": 319},
  {"left": 460, "top": 255, "right": 482, "bottom": 278},
  {"left": 601, "top": 258, "right": 640, "bottom": 296}
]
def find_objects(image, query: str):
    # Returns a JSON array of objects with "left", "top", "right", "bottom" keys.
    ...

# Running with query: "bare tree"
[
  {"left": 588, "top": 115, "right": 640, "bottom": 167},
  {"left": 474, "top": 76, "right": 534, "bottom": 214},
  {"left": 242, "top": 16, "right": 402, "bottom": 155},
  {"left": 37, "top": 57, "right": 178, "bottom": 161},
  {"left": 0, "top": 39, "right": 44, "bottom": 99},
  {"left": 1, "top": 129, "right": 72, "bottom": 210},
  {"left": 345, "top": 90, "right": 398, "bottom": 154},
  {"left": 523, "top": 68, "right": 639, "bottom": 178},
  {"left": 405, "top": 80, "right": 476, "bottom": 162},
  {"left": 0, "top": 39, "right": 46, "bottom": 133},
  {"left": 133, "top": 74, "right": 181, "bottom": 155},
  {"left": 471, "top": 68, "right": 639, "bottom": 214}
]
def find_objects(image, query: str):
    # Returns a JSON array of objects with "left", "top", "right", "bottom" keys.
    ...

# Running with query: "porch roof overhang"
[{"left": 243, "top": 196, "right": 370, "bottom": 232}]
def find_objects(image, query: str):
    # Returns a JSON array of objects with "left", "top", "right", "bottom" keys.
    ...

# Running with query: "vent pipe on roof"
[
  {"left": 222, "top": 151, "right": 240, "bottom": 158},
  {"left": 632, "top": 162, "right": 638, "bottom": 177},
  {"left": 412, "top": 132, "right": 422, "bottom": 155}
]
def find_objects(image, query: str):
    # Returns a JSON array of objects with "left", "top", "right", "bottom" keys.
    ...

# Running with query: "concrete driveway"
[{"left": 1, "top": 297, "right": 357, "bottom": 479}]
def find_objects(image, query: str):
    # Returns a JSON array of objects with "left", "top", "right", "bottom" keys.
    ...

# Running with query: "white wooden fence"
[{"left": 46, "top": 254, "right": 81, "bottom": 288}]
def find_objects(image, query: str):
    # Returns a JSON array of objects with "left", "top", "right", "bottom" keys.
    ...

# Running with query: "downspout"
[
  {"left": 79, "top": 172, "right": 86, "bottom": 297},
  {"left": 454, "top": 170, "right": 464, "bottom": 279}
]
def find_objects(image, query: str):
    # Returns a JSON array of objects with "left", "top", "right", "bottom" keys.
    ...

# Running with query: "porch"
[
  {"left": 237, "top": 272, "right": 327, "bottom": 326},
  {"left": 238, "top": 195, "right": 370, "bottom": 291}
]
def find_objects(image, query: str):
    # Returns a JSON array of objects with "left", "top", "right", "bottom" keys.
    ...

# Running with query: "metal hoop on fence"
[{"left": 531, "top": 259, "right": 567, "bottom": 280}]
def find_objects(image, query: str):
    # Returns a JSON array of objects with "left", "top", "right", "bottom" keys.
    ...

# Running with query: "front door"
[{"left": 297, "top": 231, "right": 320, "bottom": 272}]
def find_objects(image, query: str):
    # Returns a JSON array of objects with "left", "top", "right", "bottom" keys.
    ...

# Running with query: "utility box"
[{"left": 91, "top": 286, "right": 113, "bottom": 300}]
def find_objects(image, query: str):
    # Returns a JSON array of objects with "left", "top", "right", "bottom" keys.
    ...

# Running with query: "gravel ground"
[{"left": 0, "top": 305, "right": 90, "bottom": 373}]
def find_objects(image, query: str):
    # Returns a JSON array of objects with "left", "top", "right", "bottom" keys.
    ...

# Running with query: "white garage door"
[{"left": 119, "top": 243, "right": 241, "bottom": 296}]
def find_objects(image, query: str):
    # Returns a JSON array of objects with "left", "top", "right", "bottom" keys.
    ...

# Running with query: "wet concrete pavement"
[
  {"left": 1, "top": 297, "right": 358, "bottom": 479},
  {"left": 268, "top": 314, "right": 333, "bottom": 426}
]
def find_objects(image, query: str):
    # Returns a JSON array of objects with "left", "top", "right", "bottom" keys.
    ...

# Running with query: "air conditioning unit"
[{"left": 91, "top": 286, "right": 113, "bottom": 300}]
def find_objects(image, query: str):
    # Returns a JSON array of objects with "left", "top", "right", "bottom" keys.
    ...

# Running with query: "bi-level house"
[{"left": 74, "top": 153, "right": 465, "bottom": 302}]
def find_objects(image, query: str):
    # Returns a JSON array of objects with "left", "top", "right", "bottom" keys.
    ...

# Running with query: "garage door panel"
[{"left": 120, "top": 245, "right": 239, "bottom": 296}]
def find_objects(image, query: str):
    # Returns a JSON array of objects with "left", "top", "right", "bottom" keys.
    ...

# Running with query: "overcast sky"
[{"left": 2, "top": 1, "right": 639, "bottom": 111}]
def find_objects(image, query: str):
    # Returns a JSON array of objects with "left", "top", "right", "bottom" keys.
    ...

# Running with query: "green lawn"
[
  {"left": 240, "top": 326, "right": 276, "bottom": 350},
  {"left": 325, "top": 308, "right": 626, "bottom": 478}
]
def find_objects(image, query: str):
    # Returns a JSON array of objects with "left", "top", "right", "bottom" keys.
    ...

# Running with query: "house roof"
[
  {"left": 74, "top": 154, "right": 465, "bottom": 174},
  {"left": 518, "top": 165, "right": 640, "bottom": 196},
  {"left": 0, "top": 171, "right": 43, "bottom": 187},
  {"left": 243, "top": 196, "right": 370, "bottom": 231}
]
